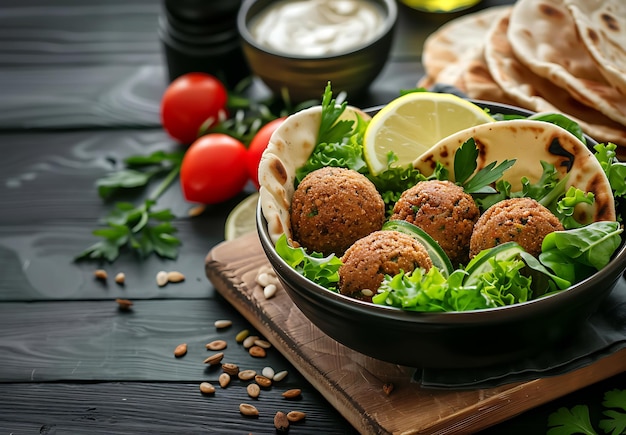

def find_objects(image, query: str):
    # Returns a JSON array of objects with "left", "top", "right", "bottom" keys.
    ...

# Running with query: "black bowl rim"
[
  {"left": 256, "top": 98, "right": 626, "bottom": 325},
  {"left": 237, "top": 0, "right": 398, "bottom": 61}
]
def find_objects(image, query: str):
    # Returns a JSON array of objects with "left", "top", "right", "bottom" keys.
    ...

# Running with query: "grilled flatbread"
[
  {"left": 258, "top": 105, "right": 369, "bottom": 244},
  {"left": 564, "top": 0, "right": 626, "bottom": 95},
  {"left": 414, "top": 119, "right": 616, "bottom": 225},
  {"left": 484, "top": 12, "right": 626, "bottom": 149},
  {"left": 507, "top": 0, "right": 626, "bottom": 126}
]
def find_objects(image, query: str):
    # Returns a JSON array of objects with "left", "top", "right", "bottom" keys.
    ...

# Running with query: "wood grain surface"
[
  {"left": 3, "top": 0, "right": 624, "bottom": 433},
  {"left": 206, "top": 232, "right": 626, "bottom": 434}
]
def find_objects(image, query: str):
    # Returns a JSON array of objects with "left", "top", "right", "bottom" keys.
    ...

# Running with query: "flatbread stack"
[{"left": 418, "top": 0, "right": 626, "bottom": 158}]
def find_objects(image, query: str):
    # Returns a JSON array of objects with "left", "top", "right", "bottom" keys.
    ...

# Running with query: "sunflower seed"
[
  {"left": 239, "top": 403, "right": 259, "bottom": 417},
  {"left": 238, "top": 369, "right": 256, "bottom": 381},
  {"left": 205, "top": 340, "right": 227, "bottom": 351},
  {"left": 219, "top": 372, "right": 231, "bottom": 388},
  {"left": 255, "top": 375, "right": 272, "bottom": 388},
  {"left": 214, "top": 319, "right": 232, "bottom": 329},
  {"left": 94, "top": 269, "right": 107, "bottom": 280},
  {"left": 221, "top": 363, "right": 239, "bottom": 376},
  {"left": 261, "top": 366, "right": 275, "bottom": 380},
  {"left": 235, "top": 329, "right": 250, "bottom": 343},
  {"left": 263, "top": 283, "right": 278, "bottom": 299},
  {"left": 273, "top": 370, "right": 288, "bottom": 382},
  {"left": 282, "top": 389, "right": 301, "bottom": 399},
  {"left": 114, "top": 272, "right": 125, "bottom": 285},
  {"left": 173, "top": 343, "right": 187, "bottom": 358},
  {"left": 249, "top": 345, "right": 266, "bottom": 358},
  {"left": 115, "top": 298, "right": 133, "bottom": 311},
  {"left": 247, "top": 383, "right": 260, "bottom": 398},
  {"left": 199, "top": 382, "right": 215, "bottom": 394},
  {"left": 254, "top": 339, "right": 271, "bottom": 349},
  {"left": 242, "top": 335, "right": 259, "bottom": 349},
  {"left": 287, "top": 411, "right": 306, "bottom": 422},
  {"left": 167, "top": 271, "right": 185, "bottom": 283},
  {"left": 156, "top": 271, "right": 168, "bottom": 287},
  {"left": 203, "top": 352, "right": 224, "bottom": 366}
]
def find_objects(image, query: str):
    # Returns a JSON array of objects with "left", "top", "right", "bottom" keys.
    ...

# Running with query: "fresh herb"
[
  {"left": 547, "top": 389, "right": 626, "bottom": 435},
  {"left": 274, "top": 234, "right": 342, "bottom": 291},
  {"left": 454, "top": 138, "right": 516, "bottom": 194},
  {"left": 594, "top": 143, "right": 626, "bottom": 199},
  {"left": 317, "top": 82, "right": 355, "bottom": 146},
  {"left": 548, "top": 405, "right": 597, "bottom": 435},
  {"left": 599, "top": 389, "right": 626, "bottom": 435},
  {"left": 76, "top": 159, "right": 182, "bottom": 263}
]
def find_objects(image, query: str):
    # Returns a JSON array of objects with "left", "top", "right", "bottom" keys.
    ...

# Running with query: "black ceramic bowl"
[
  {"left": 257, "top": 100, "right": 626, "bottom": 369},
  {"left": 237, "top": 0, "right": 397, "bottom": 102}
]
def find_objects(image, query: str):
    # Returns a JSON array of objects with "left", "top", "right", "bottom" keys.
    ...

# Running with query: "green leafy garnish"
[
  {"left": 548, "top": 405, "right": 597, "bottom": 435},
  {"left": 599, "top": 389, "right": 626, "bottom": 435},
  {"left": 274, "top": 234, "right": 342, "bottom": 291},
  {"left": 529, "top": 112, "right": 586, "bottom": 144},
  {"left": 76, "top": 151, "right": 183, "bottom": 262},
  {"left": 317, "top": 82, "right": 354, "bottom": 146},
  {"left": 595, "top": 143, "right": 626, "bottom": 199},
  {"left": 454, "top": 138, "right": 516, "bottom": 194}
]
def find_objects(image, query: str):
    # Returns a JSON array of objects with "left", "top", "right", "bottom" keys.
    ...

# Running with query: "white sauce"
[{"left": 249, "top": 0, "right": 385, "bottom": 56}]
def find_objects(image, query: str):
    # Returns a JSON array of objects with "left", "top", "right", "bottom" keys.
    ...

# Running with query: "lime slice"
[
  {"left": 382, "top": 220, "right": 454, "bottom": 277},
  {"left": 224, "top": 192, "right": 260, "bottom": 241},
  {"left": 363, "top": 92, "right": 494, "bottom": 175}
]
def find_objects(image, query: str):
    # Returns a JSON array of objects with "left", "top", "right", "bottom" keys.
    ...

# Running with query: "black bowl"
[{"left": 257, "top": 99, "right": 626, "bottom": 369}]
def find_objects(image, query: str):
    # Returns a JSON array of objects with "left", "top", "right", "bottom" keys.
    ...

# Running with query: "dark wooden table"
[{"left": 1, "top": 0, "right": 624, "bottom": 434}]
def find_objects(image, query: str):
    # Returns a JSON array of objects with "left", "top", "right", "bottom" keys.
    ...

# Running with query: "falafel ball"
[
  {"left": 290, "top": 167, "right": 385, "bottom": 256},
  {"left": 469, "top": 197, "right": 564, "bottom": 258},
  {"left": 338, "top": 230, "right": 433, "bottom": 301},
  {"left": 390, "top": 180, "right": 480, "bottom": 266}
]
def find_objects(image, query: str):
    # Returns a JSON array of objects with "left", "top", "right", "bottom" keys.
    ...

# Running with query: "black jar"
[{"left": 159, "top": 0, "right": 250, "bottom": 87}]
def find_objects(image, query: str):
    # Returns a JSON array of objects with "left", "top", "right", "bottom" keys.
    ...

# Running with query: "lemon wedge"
[
  {"left": 224, "top": 192, "right": 260, "bottom": 241},
  {"left": 363, "top": 92, "right": 494, "bottom": 175}
]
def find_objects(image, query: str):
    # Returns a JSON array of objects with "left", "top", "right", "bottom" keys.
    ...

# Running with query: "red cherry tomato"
[
  {"left": 160, "top": 72, "right": 228, "bottom": 144},
  {"left": 180, "top": 134, "right": 248, "bottom": 204},
  {"left": 245, "top": 117, "right": 286, "bottom": 189}
]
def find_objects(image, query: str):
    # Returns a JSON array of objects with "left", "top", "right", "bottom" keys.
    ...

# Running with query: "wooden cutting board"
[{"left": 205, "top": 232, "right": 626, "bottom": 435}]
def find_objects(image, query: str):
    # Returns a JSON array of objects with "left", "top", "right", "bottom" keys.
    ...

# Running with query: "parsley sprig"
[{"left": 75, "top": 151, "right": 183, "bottom": 263}]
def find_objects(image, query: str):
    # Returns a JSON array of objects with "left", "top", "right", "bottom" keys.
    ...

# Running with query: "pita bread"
[
  {"left": 258, "top": 105, "right": 370, "bottom": 244},
  {"left": 413, "top": 119, "right": 616, "bottom": 225},
  {"left": 421, "top": 5, "right": 512, "bottom": 81},
  {"left": 564, "top": 0, "right": 626, "bottom": 95},
  {"left": 507, "top": 0, "right": 626, "bottom": 127},
  {"left": 484, "top": 12, "right": 626, "bottom": 150}
]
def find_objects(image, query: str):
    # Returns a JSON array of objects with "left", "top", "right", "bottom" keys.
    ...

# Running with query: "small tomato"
[
  {"left": 180, "top": 134, "right": 248, "bottom": 204},
  {"left": 246, "top": 117, "right": 286, "bottom": 188},
  {"left": 160, "top": 72, "right": 228, "bottom": 144}
]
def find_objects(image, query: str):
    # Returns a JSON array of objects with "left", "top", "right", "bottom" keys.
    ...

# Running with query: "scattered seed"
[
  {"left": 205, "top": 340, "right": 227, "bottom": 351},
  {"left": 238, "top": 369, "right": 257, "bottom": 381},
  {"left": 114, "top": 272, "right": 125, "bottom": 285},
  {"left": 383, "top": 382, "right": 394, "bottom": 396},
  {"left": 274, "top": 411, "right": 290, "bottom": 432},
  {"left": 156, "top": 271, "right": 168, "bottom": 287},
  {"left": 242, "top": 335, "right": 259, "bottom": 349},
  {"left": 254, "top": 339, "right": 272, "bottom": 349},
  {"left": 263, "top": 284, "right": 278, "bottom": 299},
  {"left": 203, "top": 352, "right": 224, "bottom": 366},
  {"left": 188, "top": 204, "right": 205, "bottom": 217},
  {"left": 255, "top": 375, "right": 272, "bottom": 388},
  {"left": 247, "top": 383, "right": 261, "bottom": 398},
  {"left": 94, "top": 269, "right": 107, "bottom": 281},
  {"left": 282, "top": 389, "right": 301, "bottom": 399},
  {"left": 115, "top": 298, "right": 133, "bottom": 311},
  {"left": 361, "top": 288, "right": 374, "bottom": 297},
  {"left": 214, "top": 319, "right": 232, "bottom": 329},
  {"left": 235, "top": 329, "right": 250, "bottom": 343},
  {"left": 222, "top": 363, "right": 240, "bottom": 376},
  {"left": 239, "top": 403, "right": 259, "bottom": 417},
  {"left": 219, "top": 372, "right": 231, "bottom": 388},
  {"left": 174, "top": 343, "right": 187, "bottom": 358},
  {"left": 199, "top": 382, "right": 215, "bottom": 394},
  {"left": 287, "top": 411, "right": 307, "bottom": 422},
  {"left": 256, "top": 272, "right": 272, "bottom": 287},
  {"left": 262, "top": 366, "right": 275, "bottom": 380},
  {"left": 249, "top": 345, "right": 266, "bottom": 358},
  {"left": 273, "top": 370, "right": 288, "bottom": 382},
  {"left": 167, "top": 271, "right": 185, "bottom": 283}
]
